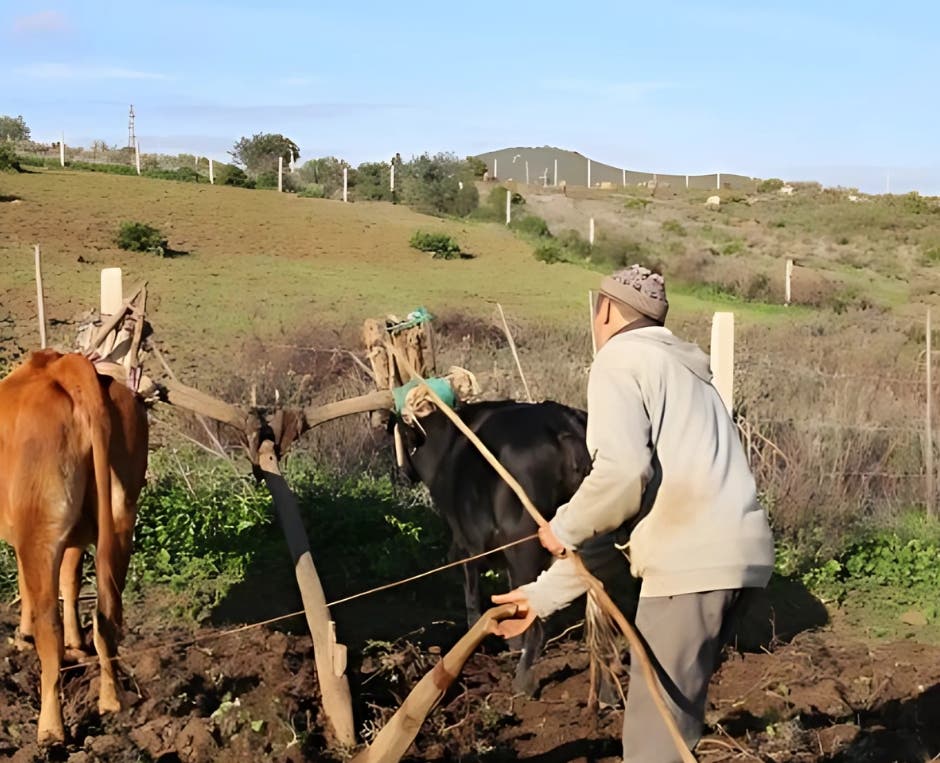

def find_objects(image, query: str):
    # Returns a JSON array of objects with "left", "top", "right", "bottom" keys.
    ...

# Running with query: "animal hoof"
[
  {"left": 98, "top": 693, "right": 122, "bottom": 715},
  {"left": 63, "top": 647, "right": 90, "bottom": 664},
  {"left": 37, "top": 722, "right": 66, "bottom": 746},
  {"left": 13, "top": 630, "right": 34, "bottom": 652}
]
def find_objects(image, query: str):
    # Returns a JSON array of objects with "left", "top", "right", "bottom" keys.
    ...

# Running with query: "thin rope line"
[{"left": 58, "top": 533, "right": 540, "bottom": 673}]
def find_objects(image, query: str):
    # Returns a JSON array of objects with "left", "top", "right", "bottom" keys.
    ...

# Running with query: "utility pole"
[{"left": 127, "top": 105, "right": 136, "bottom": 149}]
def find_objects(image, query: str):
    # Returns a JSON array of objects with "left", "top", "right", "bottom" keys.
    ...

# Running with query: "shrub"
[
  {"left": 298, "top": 183, "right": 326, "bottom": 198},
  {"left": 557, "top": 229, "right": 592, "bottom": 259},
  {"left": 399, "top": 153, "right": 479, "bottom": 217},
  {"left": 924, "top": 245, "right": 940, "bottom": 265},
  {"left": 115, "top": 221, "right": 168, "bottom": 256},
  {"left": 511, "top": 214, "right": 551, "bottom": 238},
  {"left": 534, "top": 241, "right": 567, "bottom": 264},
  {"left": 758, "top": 178, "right": 785, "bottom": 193},
  {"left": 69, "top": 161, "right": 136, "bottom": 175},
  {"left": 355, "top": 161, "right": 393, "bottom": 201},
  {"left": 409, "top": 230, "right": 462, "bottom": 259},
  {"left": 143, "top": 166, "right": 203, "bottom": 183},
  {"left": 0, "top": 143, "right": 21, "bottom": 172},
  {"left": 661, "top": 219, "right": 687, "bottom": 236},
  {"left": 218, "top": 164, "right": 254, "bottom": 188},
  {"left": 721, "top": 238, "right": 746, "bottom": 256},
  {"left": 624, "top": 196, "right": 650, "bottom": 210},
  {"left": 299, "top": 156, "right": 350, "bottom": 198},
  {"left": 254, "top": 171, "right": 279, "bottom": 189}
]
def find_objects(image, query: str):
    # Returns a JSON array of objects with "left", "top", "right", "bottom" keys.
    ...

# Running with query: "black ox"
[{"left": 392, "top": 399, "right": 637, "bottom": 700}]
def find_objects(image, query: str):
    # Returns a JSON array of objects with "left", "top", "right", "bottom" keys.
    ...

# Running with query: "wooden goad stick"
[
  {"left": 388, "top": 347, "right": 697, "bottom": 763},
  {"left": 351, "top": 603, "right": 520, "bottom": 763}
]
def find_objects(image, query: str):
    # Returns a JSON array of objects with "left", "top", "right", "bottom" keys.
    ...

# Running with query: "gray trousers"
[{"left": 622, "top": 589, "right": 741, "bottom": 763}]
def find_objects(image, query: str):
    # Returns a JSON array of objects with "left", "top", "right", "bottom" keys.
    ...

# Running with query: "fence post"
[
  {"left": 278, "top": 156, "right": 283, "bottom": 192},
  {"left": 343, "top": 167, "right": 348, "bottom": 202},
  {"left": 716, "top": 172, "right": 722, "bottom": 190},
  {"left": 60, "top": 132, "right": 65, "bottom": 167},
  {"left": 135, "top": 140, "right": 141, "bottom": 175},
  {"left": 209, "top": 158, "right": 214, "bottom": 185},
  {"left": 505, "top": 186, "right": 511, "bottom": 225},
  {"left": 494, "top": 158, "right": 498, "bottom": 180},
  {"left": 554, "top": 158, "right": 558, "bottom": 186},
  {"left": 785, "top": 259, "right": 793, "bottom": 305},
  {"left": 390, "top": 162, "right": 395, "bottom": 192},
  {"left": 587, "top": 158, "right": 592, "bottom": 188},
  {"left": 34, "top": 245, "right": 46, "bottom": 349},
  {"left": 622, "top": 168, "right": 626, "bottom": 187},
  {"left": 710, "top": 312, "right": 735, "bottom": 415},
  {"left": 589, "top": 217, "right": 595, "bottom": 246},
  {"left": 928, "top": 308, "right": 935, "bottom": 517},
  {"left": 685, "top": 175, "right": 689, "bottom": 189}
]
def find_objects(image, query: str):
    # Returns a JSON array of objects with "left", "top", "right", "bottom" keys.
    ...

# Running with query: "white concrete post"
[
  {"left": 100, "top": 268, "right": 123, "bottom": 315},
  {"left": 390, "top": 162, "right": 395, "bottom": 192},
  {"left": 554, "top": 158, "right": 558, "bottom": 186},
  {"left": 505, "top": 187, "right": 511, "bottom": 225},
  {"left": 785, "top": 259, "right": 794, "bottom": 305},
  {"left": 589, "top": 217, "right": 595, "bottom": 246},
  {"left": 685, "top": 175, "right": 689, "bottom": 189},
  {"left": 622, "top": 168, "right": 626, "bottom": 187},
  {"left": 278, "top": 156, "right": 284, "bottom": 192},
  {"left": 716, "top": 172, "right": 722, "bottom": 190},
  {"left": 525, "top": 160, "right": 529, "bottom": 185},
  {"left": 60, "top": 132, "right": 65, "bottom": 167},
  {"left": 135, "top": 140, "right": 141, "bottom": 175},
  {"left": 343, "top": 167, "right": 348, "bottom": 202},
  {"left": 209, "top": 158, "right": 215, "bottom": 185},
  {"left": 587, "top": 158, "right": 592, "bottom": 188},
  {"left": 710, "top": 312, "right": 735, "bottom": 415},
  {"left": 494, "top": 158, "right": 498, "bottom": 179},
  {"left": 34, "top": 245, "right": 46, "bottom": 349}
]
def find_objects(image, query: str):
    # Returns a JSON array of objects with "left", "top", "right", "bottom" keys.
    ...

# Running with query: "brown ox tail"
[
  {"left": 61, "top": 355, "right": 117, "bottom": 629},
  {"left": 585, "top": 591, "right": 625, "bottom": 711}
]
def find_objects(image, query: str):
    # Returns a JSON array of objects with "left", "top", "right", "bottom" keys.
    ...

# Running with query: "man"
[{"left": 493, "top": 265, "right": 774, "bottom": 762}]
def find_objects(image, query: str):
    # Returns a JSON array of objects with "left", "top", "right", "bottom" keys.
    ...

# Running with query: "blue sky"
[{"left": 1, "top": 1, "right": 937, "bottom": 193}]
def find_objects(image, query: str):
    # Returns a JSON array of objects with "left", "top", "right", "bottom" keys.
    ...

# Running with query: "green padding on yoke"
[
  {"left": 392, "top": 377, "right": 455, "bottom": 413},
  {"left": 387, "top": 307, "right": 433, "bottom": 334}
]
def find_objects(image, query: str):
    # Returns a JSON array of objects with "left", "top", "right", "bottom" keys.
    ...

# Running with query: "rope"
[{"left": 57, "top": 533, "right": 539, "bottom": 674}]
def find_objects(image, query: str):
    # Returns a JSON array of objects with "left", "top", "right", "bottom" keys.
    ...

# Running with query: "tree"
[
  {"left": 298, "top": 156, "right": 351, "bottom": 198},
  {"left": 399, "top": 153, "right": 479, "bottom": 216},
  {"left": 229, "top": 133, "right": 300, "bottom": 176},
  {"left": 0, "top": 115, "right": 30, "bottom": 142}
]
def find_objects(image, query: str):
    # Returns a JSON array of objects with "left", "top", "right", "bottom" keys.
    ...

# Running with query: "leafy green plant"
[
  {"left": 661, "top": 219, "right": 687, "bottom": 236},
  {"left": 115, "top": 221, "right": 168, "bottom": 256},
  {"left": 0, "top": 143, "right": 22, "bottom": 173},
  {"left": 510, "top": 214, "right": 551, "bottom": 238},
  {"left": 758, "top": 178, "right": 785, "bottom": 193},
  {"left": 409, "top": 230, "right": 462, "bottom": 259},
  {"left": 298, "top": 183, "right": 326, "bottom": 198},
  {"left": 624, "top": 196, "right": 650, "bottom": 210},
  {"left": 533, "top": 241, "right": 567, "bottom": 264}
]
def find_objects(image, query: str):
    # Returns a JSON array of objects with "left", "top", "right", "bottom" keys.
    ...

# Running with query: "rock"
[
  {"left": 705, "top": 195, "right": 721, "bottom": 210},
  {"left": 779, "top": 185, "right": 795, "bottom": 195},
  {"left": 900, "top": 610, "right": 928, "bottom": 627}
]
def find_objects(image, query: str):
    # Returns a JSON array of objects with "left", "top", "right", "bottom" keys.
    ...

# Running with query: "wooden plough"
[{"left": 70, "top": 270, "right": 692, "bottom": 762}]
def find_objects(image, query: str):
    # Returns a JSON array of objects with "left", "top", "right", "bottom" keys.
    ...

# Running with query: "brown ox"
[{"left": 0, "top": 350, "right": 148, "bottom": 744}]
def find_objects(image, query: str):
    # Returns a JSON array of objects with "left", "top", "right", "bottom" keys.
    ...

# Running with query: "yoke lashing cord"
[
  {"left": 388, "top": 346, "right": 698, "bottom": 763},
  {"left": 57, "top": 534, "right": 539, "bottom": 675}
]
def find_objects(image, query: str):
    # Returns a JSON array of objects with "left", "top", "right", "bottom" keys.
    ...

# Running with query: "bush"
[
  {"left": 355, "top": 161, "right": 393, "bottom": 201},
  {"left": 218, "top": 164, "right": 254, "bottom": 188},
  {"left": 299, "top": 156, "right": 350, "bottom": 198},
  {"left": 758, "top": 178, "right": 785, "bottom": 193},
  {"left": 923, "top": 245, "right": 940, "bottom": 265},
  {"left": 624, "top": 196, "right": 651, "bottom": 210},
  {"left": 115, "top": 221, "right": 168, "bottom": 256},
  {"left": 143, "top": 166, "right": 203, "bottom": 183},
  {"left": 0, "top": 143, "right": 21, "bottom": 172},
  {"left": 510, "top": 214, "right": 551, "bottom": 238},
  {"left": 255, "top": 171, "right": 279, "bottom": 189},
  {"left": 399, "top": 153, "right": 479, "bottom": 217},
  {"left": 298, "top": 183, "right": 326, "bottom": 198},
  {"left": 69, "top": 161, "right": 136, "bottom": 175},
  {"left": 534, "top": 241, "right": 567, "bottom": 264},
  {"left": 661, "top": 219, "right": 687, "bottom": 236},
  {"left": 409, "top": 230, "right": 462, "bottom": 259},
  {"left": 557, "top": 229, "right": 592, "bottom": 259}
]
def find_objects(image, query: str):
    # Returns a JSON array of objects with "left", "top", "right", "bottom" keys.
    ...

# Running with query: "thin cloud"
[
  {"left": 280, "top": 75, "right": 320, "bottom": 87},
  {"left": 542, "top": 78, "right": 673, "bottom": 100},
  {"left": 16, "top": 63, "right": 171, "bottom": 81},
  {"left": 12, "top": 10, "right": 68, "bottom": 34}
]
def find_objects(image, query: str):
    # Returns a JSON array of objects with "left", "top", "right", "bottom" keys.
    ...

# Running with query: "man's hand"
[
  {"left": 538, "top": 523, "right": 568, "bottom": 557},
  {"left": 490, "top": 590, "right": 537, "bottom": 639}
]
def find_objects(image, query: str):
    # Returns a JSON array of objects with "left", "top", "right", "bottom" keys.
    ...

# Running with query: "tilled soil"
[{"left": 2, "top": 604, "right": 940, "bottom": 762}]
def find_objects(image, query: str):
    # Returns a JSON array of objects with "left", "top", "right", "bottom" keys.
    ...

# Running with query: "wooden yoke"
[
  {"left": 388, "top": 345, "right": 697, "bottom": 763},
  {"left": 351, "top": 604, "right": 520, "bottom": 763}
]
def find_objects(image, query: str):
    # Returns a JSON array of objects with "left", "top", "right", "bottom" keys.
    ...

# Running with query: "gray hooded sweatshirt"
[{"left": 521, "top": 326, "right": 774, "bottom": 617}]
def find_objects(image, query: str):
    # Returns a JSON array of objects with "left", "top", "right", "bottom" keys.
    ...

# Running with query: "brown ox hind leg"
[
  {"left": 60, "top": 546, "right": 89, "bottom": 661},
  {"left": 18, "top": 537, "right": 67, "bottom": 744},
  {"left": 14, "top": 551, "right": 35, "bottom": 651}
]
